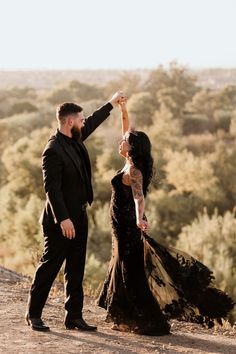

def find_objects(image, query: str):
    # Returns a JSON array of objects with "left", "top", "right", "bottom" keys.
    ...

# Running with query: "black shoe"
[
  {"left": 25, "top": 314, "right": 50, "bottom": 331},
  {"left": 65, "top": 318, "right": 97, "bottom": 331}
]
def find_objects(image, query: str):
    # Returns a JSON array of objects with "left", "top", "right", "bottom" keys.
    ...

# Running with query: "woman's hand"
[{"left": 137, "top": 219, "right": 149, "bottom": 232}]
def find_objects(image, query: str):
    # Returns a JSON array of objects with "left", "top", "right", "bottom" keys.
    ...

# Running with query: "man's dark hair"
[{"left": 57, "top": 102, "right": 83, "bottom": 120}]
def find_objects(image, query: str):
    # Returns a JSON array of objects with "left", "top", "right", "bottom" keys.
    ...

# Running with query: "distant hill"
[
  {"left": 0, "top": 68, "right": 236, "bottom": 89},
  {"left": 195, "top": 68, "right": 236, "bottom": 89},
  {"left": 0, "top": 69, "right": 149, "bottom": 89}
]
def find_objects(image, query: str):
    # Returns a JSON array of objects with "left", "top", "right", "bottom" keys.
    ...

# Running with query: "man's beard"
[{"left": 71, "top": 126, "right": 82, "bottom": 141}]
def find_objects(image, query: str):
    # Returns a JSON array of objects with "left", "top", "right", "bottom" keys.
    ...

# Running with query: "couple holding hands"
[{"left": 26, "top": 91, "right": 234, "bottom": 336}]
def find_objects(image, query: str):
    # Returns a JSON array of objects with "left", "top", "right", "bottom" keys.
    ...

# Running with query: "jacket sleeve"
[
  {"left": 81, "top": 102, "right": 113, "bottom": 141},
  {"left": 42, "top": 147, "right": 69, "bottom": 223}
]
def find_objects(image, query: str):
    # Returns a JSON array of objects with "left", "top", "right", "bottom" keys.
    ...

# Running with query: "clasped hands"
[
  {"left": 60, "top": 91, "right": 128, "bottom": 240},
  {"left": 109, "top": 90, "right": 127, "bottom": 107}
]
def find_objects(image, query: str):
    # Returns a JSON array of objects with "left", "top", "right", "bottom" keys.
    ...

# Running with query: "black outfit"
[
  {"left": 27, "top": 102, "right": 113, "bottom": 321},
  {"left": 98, "top": 171, "right": 234, "bottom": 335}
]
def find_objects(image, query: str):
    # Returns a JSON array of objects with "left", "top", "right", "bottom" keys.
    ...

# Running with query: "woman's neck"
[
  {"left": 124, "top": 158, "right": 133, "bottom": 169},
  {"left": 121, "top": 159, "right": 134, "bottom": 174}
]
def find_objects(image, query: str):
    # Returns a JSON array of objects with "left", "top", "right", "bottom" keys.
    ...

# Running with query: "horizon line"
[{"left": 1, "top": 66, "right": 236, "bottom": 72}]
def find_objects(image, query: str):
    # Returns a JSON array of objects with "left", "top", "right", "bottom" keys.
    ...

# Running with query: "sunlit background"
[
  {"left": 0, "top": 0, "right": 236, "bottom": 324},
  {"left": 0, "top": 0, "right": 236, "bottom": 69}
]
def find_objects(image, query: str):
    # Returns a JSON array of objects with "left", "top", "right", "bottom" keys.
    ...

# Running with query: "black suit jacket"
[{"left": 39, "top": 102, "right": 113, "bottom": 228}]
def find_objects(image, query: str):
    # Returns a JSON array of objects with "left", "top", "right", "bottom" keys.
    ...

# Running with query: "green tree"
[
  {"left": 164, "top": 149, "right": 225, "bottom": 203},
  {"left": 126, "top": 92, "right": 156, "bottom": 127},
  {"left": 93, "top": 147, "right": 121, "bottom": 202},
  {"left": 189, "top": 89, "right": 217, "bottom": 118},
  {"left": 176, "top": 209, "right": 236, "bottom": 322},
  {"left": 87, "top": 202, "right": 111, "bottom": 263},
  {"left": 68, "top": 80, "right": 104, "bottom": 101},
  {"left": 8, "top": 87, "right": 36, "bottom": 100},
  {"left": 1, "top": 127, "right": 50, "bottom": 199},
  {"left": 105, "top": 72, "right": 141, "bottom": 97},
  {"left": 211, "top": 140, "right": 236, "bottom": 211},
  {"left": 84, "top": 253, "right": 108, "bottom": 291},
  {"left": 181, "top": 112, "right": 212, "bottom": 135},
  {"left": 0, "top": 109, "right": 54, "bottom": 153},
  {"left": 229, "top": 111, "right": 236, "bottom": 138},
  {"left": 146, "top": 188, "right": 203, "bottom": 245},
  {"left": 216, "top": 85, "right": 236, "bottom": 111},
  {"left": 47, "top": 87, "right": 74, "bottom": 105},
  {"left": 146, "top": 104, "right": 183, "bottom": 169},
  {"left": 184, "top": 133, "right": 216, "bottom": 155},
  {"left": 146, "top": 62, "right": 198, "bottom": 117},
  {"left": 9, "top": 101, "right": 38, "bottom": 115},
  {"left": 0, "top": 128, "right": 51, "bottom": 272}
]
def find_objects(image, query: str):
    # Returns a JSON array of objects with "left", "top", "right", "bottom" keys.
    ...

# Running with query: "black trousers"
[{"left": 27, "top": 211, "right": 88, "bottom": 321}]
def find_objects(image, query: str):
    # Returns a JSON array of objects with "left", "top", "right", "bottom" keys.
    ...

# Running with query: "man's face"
[{"left": 70, "top": 112, "right": 85, "bottom": 140}]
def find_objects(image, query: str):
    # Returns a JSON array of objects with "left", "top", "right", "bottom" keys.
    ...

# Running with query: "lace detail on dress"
[{"left": 98, "top": 171, "right": 234, "bottom": 334}]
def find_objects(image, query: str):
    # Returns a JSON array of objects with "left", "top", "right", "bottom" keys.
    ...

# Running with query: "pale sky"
[{"left": 0, "top": 0, "right": 236, "bottom": 70}]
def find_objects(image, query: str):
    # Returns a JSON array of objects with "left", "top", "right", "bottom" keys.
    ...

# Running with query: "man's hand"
[
  {"left": 109, "top": 91, "right": 127, "bottom": 107},
  {"left": 60, "top": 218, "right": 76, "bottom": 239}
]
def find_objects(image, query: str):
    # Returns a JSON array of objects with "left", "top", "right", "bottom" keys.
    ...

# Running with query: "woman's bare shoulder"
[{"left": 129, "top": 165, "right": 143, "bottom": 179}]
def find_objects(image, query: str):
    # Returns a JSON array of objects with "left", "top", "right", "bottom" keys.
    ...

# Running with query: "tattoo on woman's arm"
[
  {"left": 130, "top": 167, "right": 144, "bottom": 199},
  {"left": 130, "top": 166, "right": 145, "bottom": 222}
]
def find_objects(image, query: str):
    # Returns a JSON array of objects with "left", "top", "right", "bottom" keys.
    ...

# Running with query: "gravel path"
[{"left": 0, "top": 266, "right": 235, "bottom": 354}]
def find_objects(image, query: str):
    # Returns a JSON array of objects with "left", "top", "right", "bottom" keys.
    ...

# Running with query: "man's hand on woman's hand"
[
  {"left": 109, "top": 91, "right": 127, "bottom": 107},
  {"left": 60, "top": 218, "right": 76, "bottom": 239}
]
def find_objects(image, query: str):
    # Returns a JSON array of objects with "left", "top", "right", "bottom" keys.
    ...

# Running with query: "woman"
[{"left": 97, "top": 100, "right": 234, "bottom": 336}]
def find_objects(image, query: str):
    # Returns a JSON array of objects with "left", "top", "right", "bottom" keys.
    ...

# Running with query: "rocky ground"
[{"left": 0, "top": 266, "right": 235, "bottom": 354}]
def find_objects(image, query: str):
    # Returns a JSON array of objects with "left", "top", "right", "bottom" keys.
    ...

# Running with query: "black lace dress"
[{"left": 97, "top": 171, "right": 234, "bottom": 335}]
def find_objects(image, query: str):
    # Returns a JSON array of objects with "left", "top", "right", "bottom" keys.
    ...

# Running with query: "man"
[{"left": 26, "top": 91, "right": 125, "bottom": 331}]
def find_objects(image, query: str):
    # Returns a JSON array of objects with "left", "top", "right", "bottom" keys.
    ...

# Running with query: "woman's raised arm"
[{"left": 119, "top": 100, "right": 129, "bottom": 135}]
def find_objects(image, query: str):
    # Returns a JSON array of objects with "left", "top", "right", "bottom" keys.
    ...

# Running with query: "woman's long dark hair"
[{"left": 127, "top": 131, "right": 154, "bottom": 196}]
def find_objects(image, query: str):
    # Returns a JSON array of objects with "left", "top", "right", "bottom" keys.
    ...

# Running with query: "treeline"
[
  {"left": 1, "top": 67, "right": 236, "bottom": 89},
  {"left": 0, "top": 63, "right": 235, "bottom": 322}
]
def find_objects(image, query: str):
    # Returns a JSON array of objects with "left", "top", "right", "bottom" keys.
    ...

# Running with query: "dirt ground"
[{"left": 0, "top": 266, "right": 235, "bottom": 354}]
